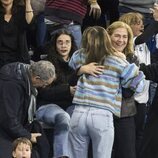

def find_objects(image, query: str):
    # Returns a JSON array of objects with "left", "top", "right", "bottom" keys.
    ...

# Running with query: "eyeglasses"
[{"left": 56, "top": 40, "right": 71, "bottom": 46}]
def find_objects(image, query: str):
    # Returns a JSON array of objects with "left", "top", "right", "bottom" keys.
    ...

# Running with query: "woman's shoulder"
[
  {"left": 71, "top": 48, "right": 86, "bottom": 60},
  {"left": 73, "top": 48, "right": 84, "bottom": 55}
]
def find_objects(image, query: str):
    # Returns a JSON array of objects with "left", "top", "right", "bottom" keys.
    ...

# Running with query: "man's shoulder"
[{"left": 0, "top": 62, "right": 28, "bottom": 81}]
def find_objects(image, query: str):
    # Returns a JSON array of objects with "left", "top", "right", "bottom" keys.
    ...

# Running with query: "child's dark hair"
[{"left": 47, "top": 28, "right": 77, "bottom": 62}]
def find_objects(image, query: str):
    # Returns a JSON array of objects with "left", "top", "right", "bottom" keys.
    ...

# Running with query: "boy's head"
[{"left": 12, "top": 137, "right": 32, "bottom": 158}]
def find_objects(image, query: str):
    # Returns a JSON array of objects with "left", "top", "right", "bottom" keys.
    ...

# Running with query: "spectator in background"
[
  {"left": 139, "top": 62, "right": 158, "bottom": 158},
  {"left": 26, "top": 0, "right": 46, "bottom": 55},
  {"left": 119, "top": 10, "right": 158, "bottom": 155},
  {"left": 119, "top": 0, "right": 155, "bottom": 26},
  {"left": 146, "top": 4, "right": 158, "bottom": 107},
  {"left": 0, "top": 60, "right": 56, "bottom": 158},
  {"left": 0, "top": 0, "right": 33, "bottom": 68},
  {"left": 35, "top": 29, "right": 78, "bottom": 158},
  {"left": 82, "top": 0, "right": 119, "bottom": 31},
  {"left": 12, "top": 137, "right": 32, "bottom": 158},
  {"left": 44, "top": 0, "right": 101, "bottom": 48},
  {"left": 119, "top": 12, "right": 150, "bottom": 156}
]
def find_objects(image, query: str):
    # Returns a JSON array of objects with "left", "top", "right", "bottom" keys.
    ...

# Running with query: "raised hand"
[
  {"left": 89, "top": 2, "right": 101, "bottom": 19},
  {"left": 31, "top": 133, "right": 41, "bottom": 143}
]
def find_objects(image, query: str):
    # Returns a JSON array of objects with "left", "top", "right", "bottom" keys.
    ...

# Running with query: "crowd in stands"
[{"left": 0, "top": 0, "right": 158, "bottom": 158}]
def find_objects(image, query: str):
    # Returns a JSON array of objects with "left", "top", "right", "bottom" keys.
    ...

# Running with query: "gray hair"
[{"left": 29, "top": 60, "right": 56, "bottom": 80}]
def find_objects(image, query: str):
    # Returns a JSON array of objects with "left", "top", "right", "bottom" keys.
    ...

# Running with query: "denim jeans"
[
  {"left": 67, "top": 24, "right": 82, "bottom": 49},
  {"left": 36, "top": 13, "right": 47, "bottom": 47},
  {"left": 69, "top": 106, "right": 114, "bottom": 158},
  {"left": 35, "top": 104, "right": 70, "bottom": 158}
]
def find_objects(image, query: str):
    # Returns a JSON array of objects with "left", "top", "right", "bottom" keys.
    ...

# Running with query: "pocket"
[
  {"left": 91, "top": 112, "right": 113, "bottom": 132},
  {"left": 70, "top": 110, "right": 84, "bottom": 129}
]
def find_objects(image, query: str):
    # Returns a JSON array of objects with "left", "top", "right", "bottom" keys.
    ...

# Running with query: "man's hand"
[
  {"left": 150, "top": 3, "right": 158, "bottom": 21},
  {"left": 70, "top": 86, "right": 77, "bottom": 96},
  {"left": 31, "top": 133, "right": 41, "bottom": 143},
  {"left": 89, "top": 3, "right": 101, "bottom": 19}
]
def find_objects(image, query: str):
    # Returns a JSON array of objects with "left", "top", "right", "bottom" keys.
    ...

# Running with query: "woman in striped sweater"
[{"left": 68, "top": 26, "right": 145, "bottom": 158}]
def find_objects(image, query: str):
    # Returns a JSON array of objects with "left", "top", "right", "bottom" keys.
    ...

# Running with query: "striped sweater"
[
  {"left": 69, "top": 49, "right": 145, "bottom": 117},
  {"left": 45, "top": 0, "right": 90, "bottom": 24}
]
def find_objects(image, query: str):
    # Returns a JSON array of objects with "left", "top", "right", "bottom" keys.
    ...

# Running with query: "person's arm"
[
  {"left": 88, "top": 0, "right": 101, "bottom": 19},
  {"left": 69, "top": 50, "right": 104, "bottom": 76},
  {"left": 78, "top": 62, "right": 104, "bottom": 76},
  {"left": 140, "top": 63, "right": 158, "bottom": 82},
  {"left": 25, "top": 0, "right": 34, "bottom": 24}
]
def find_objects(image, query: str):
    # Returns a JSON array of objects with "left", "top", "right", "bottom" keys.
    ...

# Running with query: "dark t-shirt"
[
  {"left": 0, "top": 17, "right": 18, "bottom": 59},
  {"left": 0, "top": 6, "right": 28, "bottom": 67}
]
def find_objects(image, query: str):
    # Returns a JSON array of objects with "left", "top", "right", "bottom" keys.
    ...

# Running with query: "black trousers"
[
  {"left": 134, "top": 102, "right": 147, "bottom": 156},
  {"left": 139, "top": 111, "right": 158, "bottom": 158},
  {"left": 112, "top": 116, "right": 136, "bottom": 158}
]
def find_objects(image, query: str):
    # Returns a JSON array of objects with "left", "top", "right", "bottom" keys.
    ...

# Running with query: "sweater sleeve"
[
  {"left": 69, "top": 49, "right": 85, "bottom": 71},
  {"left": 121, "top": 63, "right": 145, "bottom": 93}
]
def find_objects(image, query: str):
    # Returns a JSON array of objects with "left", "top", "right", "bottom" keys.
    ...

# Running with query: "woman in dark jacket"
[
  {"left": 37, "top": 28, "right": 77, "bottom": 110},
  {"left": 36, "top": 29, "right": 78, "bottom": 158}
]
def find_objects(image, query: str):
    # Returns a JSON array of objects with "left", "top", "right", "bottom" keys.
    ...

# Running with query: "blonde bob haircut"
[
  {"left": 119, "top": 12, "right": 144, "bottom": 26},
  {"left": 107, "top": 21, "right": 134, "bottom": 56},
  {"left": 82, "top": 26, "right": 118, "bottom": 64}
]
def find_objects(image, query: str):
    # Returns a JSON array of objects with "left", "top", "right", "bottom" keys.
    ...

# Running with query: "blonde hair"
[
  {"left": 12, "top": 137, "right": 32, "bottom": 152},
  {"left": 119, "top": 12, "right": 144, "bottom": 26},
  {"left": 107, "top": 21, "right": 134, "bottom": 56},
  {"left": 82, "top": 26, "right": 119, "bottom": 64}
]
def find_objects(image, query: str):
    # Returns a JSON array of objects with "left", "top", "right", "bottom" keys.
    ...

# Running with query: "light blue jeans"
[
  {"left": 67, "top": 24, "right": 82, "bottom": 49},
  {"left": 69, "top": 106, "right": 114, "bottom": 158},
  {"left": 36, "top": 13, "right": 46, "bottom": 47},
  {"left": 35, "top": 104, "right": 70, "bottom": 158}
]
